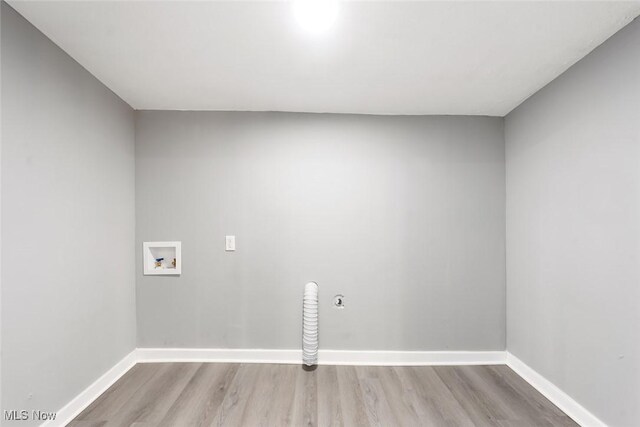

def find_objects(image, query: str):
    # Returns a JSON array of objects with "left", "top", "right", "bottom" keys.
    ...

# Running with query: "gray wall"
[
  {"left": 136, "top": 111, "right": 505, "bottom": 351},
  {"left": 1, "top": 3, "right": 136, "bottom": 424},
  {"left": 505, "top": 17, "right": 640, "bottom": 427},
  {"left": 0, "top": 1, "right": 4, "bottom": 415}
]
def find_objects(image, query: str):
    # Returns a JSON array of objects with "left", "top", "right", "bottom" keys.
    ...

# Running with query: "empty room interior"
[{"left": 1, "top": 0, "right": 639, "bottom": 426}]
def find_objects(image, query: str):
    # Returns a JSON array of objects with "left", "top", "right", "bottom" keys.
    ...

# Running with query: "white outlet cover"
[{"left": 225, "top": 236, "right": 236, "bottom": 251}]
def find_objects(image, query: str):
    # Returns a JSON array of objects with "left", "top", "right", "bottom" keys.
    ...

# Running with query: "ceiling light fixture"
[{"left": 293, "top": 0, "right": 339, "bottom": 34}]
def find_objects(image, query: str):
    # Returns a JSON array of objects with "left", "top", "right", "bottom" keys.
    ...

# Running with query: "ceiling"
[{"left": 8, "top": 1, "right": 640, "bottom": 116}]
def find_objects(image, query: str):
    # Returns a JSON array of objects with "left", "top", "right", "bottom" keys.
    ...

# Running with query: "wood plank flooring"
[{"left": 70, "top": 363, "right": 577, "bottom": 427}]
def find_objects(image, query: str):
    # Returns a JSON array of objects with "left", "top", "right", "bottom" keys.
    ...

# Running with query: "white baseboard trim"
[
  {"left": 506, "top": 352, "right": 606, "bottom": 427},
  {"left": 137, "top": 348, "right": 506, "bottom": 366},
  {"left": 137, "top": 348, "right": 302, "bottom": 364},
  {"left": 43, "top": 349, "right": 138, "bottom": 427},
  {"left": 319, "top": 350, "right": 506, "bottom": 366}
]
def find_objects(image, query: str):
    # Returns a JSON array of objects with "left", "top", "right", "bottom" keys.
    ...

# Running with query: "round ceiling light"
[{"left": 293, "top": 0, "right": 339, "bottom": 34}]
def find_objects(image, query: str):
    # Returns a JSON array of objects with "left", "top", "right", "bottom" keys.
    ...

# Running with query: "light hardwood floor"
[{"left": 69, "top": 363, "right": 577, "bottom": 427}]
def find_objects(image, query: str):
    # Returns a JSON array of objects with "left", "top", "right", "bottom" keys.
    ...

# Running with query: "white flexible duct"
[{"left": 302, "top": 282, "right": 318, "bottom": 366}]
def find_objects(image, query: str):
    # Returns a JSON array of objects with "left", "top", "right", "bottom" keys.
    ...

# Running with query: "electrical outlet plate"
[{"left": 225, "top": 235, "right": 236, "bottom": 251}]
